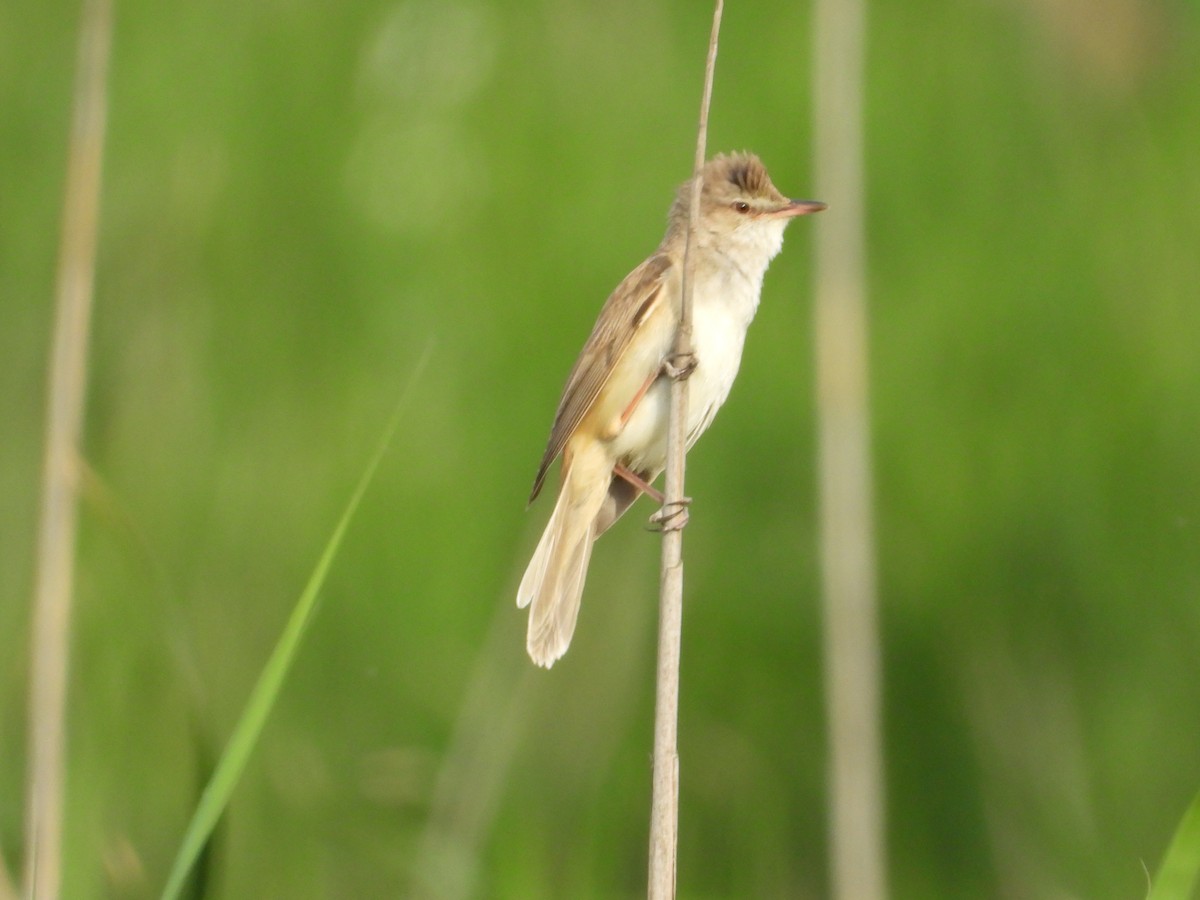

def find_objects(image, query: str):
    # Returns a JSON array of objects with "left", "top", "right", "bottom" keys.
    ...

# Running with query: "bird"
[{"left": 517, "top": 152, "right": 825, "bottom": 667}]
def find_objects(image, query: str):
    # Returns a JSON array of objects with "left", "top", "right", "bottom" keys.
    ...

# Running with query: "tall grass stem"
[
  {"left": 811, "top": 0, "right": 888, "bottom": 894},
  {"left": 159, "top": 345, "right": 432, "bottom": 900},
  {"left": 23, "top": 0, "right": 113, "bottom": 895},
  {"left": 1148, "top": 788, "right": 1200, "bottom": 900}
]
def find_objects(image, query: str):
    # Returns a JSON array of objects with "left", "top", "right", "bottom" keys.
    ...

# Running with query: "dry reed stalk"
[
  {"left": 647, "top": 3, "right": 724, "bottom": 898},
  {"left": 0, "top": 855, "right": 14, "bottom": 900},
  {"left": 23, "top": 0, "right": 113, "bottom": 895},
  {"left": 811, "top": 0, "right": 888, "bottom": 894}
]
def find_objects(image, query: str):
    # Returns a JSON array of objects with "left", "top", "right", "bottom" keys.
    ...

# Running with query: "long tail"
[{"left": 517, "top": 444, "right": 610, "bottom": 667}]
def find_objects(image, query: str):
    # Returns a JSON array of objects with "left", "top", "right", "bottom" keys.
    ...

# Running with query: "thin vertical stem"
[
  {"left": 811, "top": 0, "right": 887, "bottom": 895},
  {"left": 24, "top": 0, "right": 113, "bottom": 895},
  {"left": 647, "top": 3, "right": 723, "bottom": 898},
  {"left": 0, "top": 857, "right": 14, "bottom": 900}
]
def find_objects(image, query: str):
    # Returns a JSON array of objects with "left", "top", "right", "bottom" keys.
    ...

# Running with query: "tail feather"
[
  {"left": 516, "top": 510, "right": 556, "bottom": 612},
  {"left": 518, "top": 446, "right": 610, "bottom": 667},
  {"left": 524, "top": 517, "right": 595, "bottom": 667}
]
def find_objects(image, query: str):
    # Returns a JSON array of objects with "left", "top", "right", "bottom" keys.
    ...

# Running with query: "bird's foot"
[
  {"left": 647, "top": 496, "right": 692, "bottom": 532},
  {"left": 662, "top": 351, "right": 697, "bottom": 381}
]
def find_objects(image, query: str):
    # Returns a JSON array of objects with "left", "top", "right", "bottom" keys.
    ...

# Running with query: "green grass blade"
[
  {"left": 161, "top": 345, "right": 433, "bottom": 900},
  {"left": 1148, "top": 788, "right": 1200, "bottom": 900}
]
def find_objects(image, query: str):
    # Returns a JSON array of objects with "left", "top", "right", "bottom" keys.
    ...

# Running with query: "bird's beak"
[{"left": 777, "top": 198, "right": 827, "bottom": 218}]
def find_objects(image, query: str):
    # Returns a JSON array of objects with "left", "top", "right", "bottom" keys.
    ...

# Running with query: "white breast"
[
  {"left": 684, "top": 258, "right": 763, "bottom": 446},
  {"left": 613, "top": 245, "right": 769, "bottom": 476}
]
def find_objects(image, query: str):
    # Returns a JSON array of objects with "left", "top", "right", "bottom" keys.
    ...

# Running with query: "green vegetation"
[{"left": 2, "top": 1, "right": 1198, "bottom": 897}]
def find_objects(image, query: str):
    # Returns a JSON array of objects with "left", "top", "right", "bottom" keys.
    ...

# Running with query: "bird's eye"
[{"left": 732, "top": 201, "right": 751, "bottom": 213}]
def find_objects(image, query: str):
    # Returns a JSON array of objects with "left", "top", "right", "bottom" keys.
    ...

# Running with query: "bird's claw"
[
  {"left": 647, "top": 496, "right": 692, "bottom": 532},
  {"left": 662, "top": 352, "right": 697, "bottom": 381}
]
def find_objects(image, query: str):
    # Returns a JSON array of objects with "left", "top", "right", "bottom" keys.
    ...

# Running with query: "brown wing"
[{"left": 528, "top": 252, "right": 674, "bottom": 504}]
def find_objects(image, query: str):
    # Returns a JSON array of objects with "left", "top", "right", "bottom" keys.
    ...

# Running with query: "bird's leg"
[
  {"left": 617, "top": 371, "right": 659, "bottom": 429},
  {"left": 613, "top": 463, "right": 664, "bottom": 503},
  {"left": 612, "top": 464, "right": 689, "bottom": 531}
]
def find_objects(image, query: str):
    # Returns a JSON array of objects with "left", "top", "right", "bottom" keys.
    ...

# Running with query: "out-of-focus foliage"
[{"left": 2, "top": 0, "right": 1197, "bottom": 897}]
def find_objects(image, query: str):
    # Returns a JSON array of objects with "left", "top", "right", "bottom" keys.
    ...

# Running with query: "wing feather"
[{"left": 528, "top": 253, "right": 673, "bottom": 504}]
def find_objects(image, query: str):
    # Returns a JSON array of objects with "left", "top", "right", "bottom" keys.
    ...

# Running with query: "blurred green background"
[{"left": 3, "top": 0, "right": 1199, "bottom": 896}]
